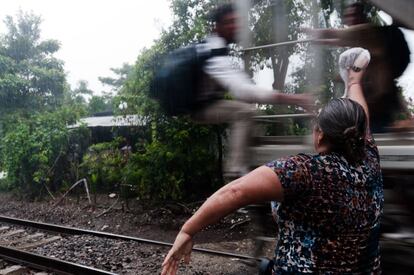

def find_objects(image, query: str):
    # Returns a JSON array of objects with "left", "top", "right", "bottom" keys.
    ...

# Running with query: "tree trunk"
[{"left": 271, "top": 0, "right": 290, "bottom": 90}]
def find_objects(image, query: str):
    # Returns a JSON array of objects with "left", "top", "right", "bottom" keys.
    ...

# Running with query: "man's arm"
[
  {"left": 204, "top": 55, "right": 313, "bottom": 108},
  {"left": 308, "top": 24, "right": 377, "bottom": 48}
]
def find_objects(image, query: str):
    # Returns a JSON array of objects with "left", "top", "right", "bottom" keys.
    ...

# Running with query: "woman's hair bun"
[{"left": 343, "top": 126, "right": 358, "bottom": 138}]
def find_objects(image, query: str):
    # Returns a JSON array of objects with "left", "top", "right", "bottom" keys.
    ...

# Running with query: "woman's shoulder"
[
  {"left": 266, "top": 153, "right": 321, "bottom": 194},
  {"left": 266, "top": 153, "right": 316, "bottom": 172}
]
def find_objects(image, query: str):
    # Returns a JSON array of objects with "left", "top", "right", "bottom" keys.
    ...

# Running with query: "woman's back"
[{"left": 268, "top": 135, "right": 383, "bottom": 274}]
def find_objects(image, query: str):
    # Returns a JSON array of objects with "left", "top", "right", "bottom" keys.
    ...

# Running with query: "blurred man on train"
[{"left": 190, "top": 3, "right": 312, "bottom": 179}]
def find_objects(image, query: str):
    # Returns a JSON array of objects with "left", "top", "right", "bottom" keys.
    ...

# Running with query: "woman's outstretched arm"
[
  {"left": 347, "top": 71, "right": 369, "bottom": 132},
  {"left": 161, "top": 166, "right": 283, "bottom": 275},
  {"left": 342, "top": 49, "right": 370, "bottom": 129}
]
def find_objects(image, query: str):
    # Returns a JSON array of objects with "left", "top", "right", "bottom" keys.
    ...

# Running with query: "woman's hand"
[
  {"left": 347, "top": 49, "right": 370, "bottom": 87},
  {"left": 345, "top": 48, "right": 371, "bottom": 125},
  {"left": 161, "top": 231, "right": 194, "bottom": 275},
  {"left": 347, "top": 68, "right": 364, "bottom": 88}
]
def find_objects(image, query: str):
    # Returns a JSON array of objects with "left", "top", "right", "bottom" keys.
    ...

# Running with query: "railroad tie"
[
  {"left": 0, "top": 230, "right": 25, "bottom": 239},
  {"left": 0, "top": 233, "right": 44, "bottom": 246},
  {"left": 17, "top": 236, "right": 61, "bottom": 250},
  {"left": 0, "top": 265, "right": 28, "bottom": 275}
]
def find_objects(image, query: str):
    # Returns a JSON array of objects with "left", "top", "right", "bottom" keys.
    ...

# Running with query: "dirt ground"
[{"left": 0, "top": 192, "right": 277, "bottom": 274}]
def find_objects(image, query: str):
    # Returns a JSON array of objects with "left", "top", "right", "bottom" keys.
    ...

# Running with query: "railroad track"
[
  {"left": 0, "top": 215, "right": 260, "bottom": 274},
  {"left": 0, "top": 220, "right": 118, "bottom": 274},
  {"left": 0, "top": 210, "right": 413, "bottom": 275}
]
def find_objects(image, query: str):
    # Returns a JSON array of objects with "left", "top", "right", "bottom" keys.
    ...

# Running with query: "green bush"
[
  {"left": 78, "top": 118, "right": 223, "bottom": 202},
  {"left": 0, "top": 109, "right": 90, "bottom": 198},
  {"left": 125, "top": 118, "right": 223, "bottom": 201},
  {"left": 80, "top": 137, "right": 125, "bottom": 194}
]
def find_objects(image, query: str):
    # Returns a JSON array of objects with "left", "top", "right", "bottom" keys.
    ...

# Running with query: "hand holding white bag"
[{"left": 338, "top": 47, "right": 371, "bottom": 98}]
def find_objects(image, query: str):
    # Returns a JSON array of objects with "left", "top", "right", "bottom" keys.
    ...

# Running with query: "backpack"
[
  {"left": 382, "top": 25, "right": 411, "bottom": 78},
  {"left": 150, "top": 43, "right": 227, "bottom": 116}
]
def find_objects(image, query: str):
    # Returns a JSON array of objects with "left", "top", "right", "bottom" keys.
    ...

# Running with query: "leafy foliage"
[
  {"left": 88, "top": 95, "right": 113, "bottom": 115},
  {"left": 99, "top": 63, "right": 133, "bottom": 93},
  {"left": 126, "top": 119, "right": 222, "bottom": 201},
  {"left": 0, "top": 108, "right": 90, "bottom": 198},
  {"left": 80, "top": 138, "right": 125, "bottom": 194},
  {"left": 0, "top": 11, "right": 66, "bottom": 115},
  {"left": 0, "top": 11, "right": 92, "bottom": 198}
]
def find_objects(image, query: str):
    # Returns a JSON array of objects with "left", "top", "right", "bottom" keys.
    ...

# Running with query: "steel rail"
[
  {"left": 0, "top": 245, "right": 116, "bottom": 275},
  {"left": 0, "top": 215, "right": 259, "bottom": 261},
  {"left": 242, "top": 38, "right": 314, "bottom": 52}
]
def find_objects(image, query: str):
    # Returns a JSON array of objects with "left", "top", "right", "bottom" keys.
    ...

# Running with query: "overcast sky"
[
  {"left": 0, "top": 0, "right": 413, "bottom": 99},
  {"left": 0, "top": 0, "right": 172, "bottom": 94}
]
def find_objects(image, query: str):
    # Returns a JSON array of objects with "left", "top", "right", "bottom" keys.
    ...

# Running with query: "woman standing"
[{"left": 161, "top": 48, "right": 383, "bottom": 274}]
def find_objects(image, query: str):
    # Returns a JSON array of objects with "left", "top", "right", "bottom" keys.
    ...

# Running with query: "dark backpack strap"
[
  {"left": 382, "top": 25, "right": 410, "bottom": 78},
  {"left": 210, "top": 47, "right": 229, "bottom": 57}
]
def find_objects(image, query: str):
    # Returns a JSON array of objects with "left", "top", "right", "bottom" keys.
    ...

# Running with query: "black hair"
[
  {"left": 316, "top": 98, "right": 367, "bottom": 164},
  {"left": 210, "top": 3, "right": 235, "bottom": 24}
]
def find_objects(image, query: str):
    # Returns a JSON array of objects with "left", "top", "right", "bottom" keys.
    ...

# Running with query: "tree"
[
  {"left": 0, "top": 11, "right": 67, "bottom": 115},
  {"left": 70, "top": 80, "right": 93, "bottom": 104},
  {"left": 0, "top": 11, "right": 92, "bottom": 198},
  {"left": 95, "top": 63, "right": 135, "bottom": 115},
  {"left": 88, "top": 95, "right": 112, "bottom": 115},
  {"left": 98, "top": 63, "right": 133, "bottom": 94},
  {"left": 0, "top": 108, "right": 90, "bottom": 198}
]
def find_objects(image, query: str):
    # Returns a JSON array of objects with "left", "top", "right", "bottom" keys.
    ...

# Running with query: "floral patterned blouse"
[{"left": 266, "top": 134, "right": 383, "bottom": 274}]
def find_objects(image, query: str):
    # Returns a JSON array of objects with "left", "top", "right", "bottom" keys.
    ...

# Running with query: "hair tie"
[{"left": 343, "top": 126, "right": 357, "bottom": 137}]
